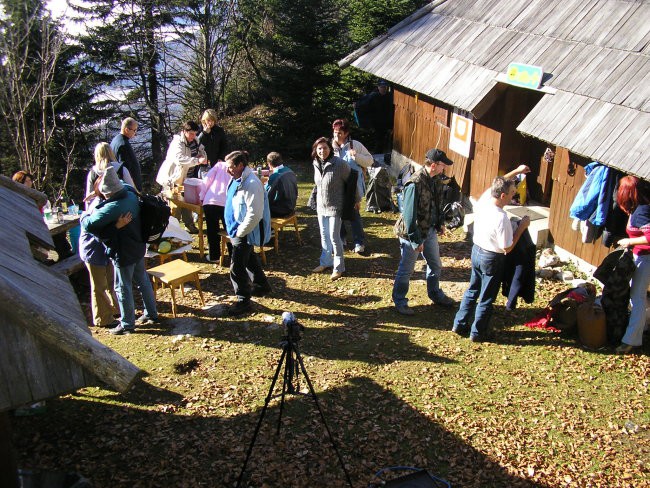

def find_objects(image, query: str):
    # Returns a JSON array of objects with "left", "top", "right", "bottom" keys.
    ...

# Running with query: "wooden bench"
[
  {"left": 218, "top": 230, "right": 267, "bottom": 266},
  {"left": 50, "top": 254, "right": 85, "bottom": 276},
  {"left": 270, "top": 214, "right": 302, "bottom": 254}
]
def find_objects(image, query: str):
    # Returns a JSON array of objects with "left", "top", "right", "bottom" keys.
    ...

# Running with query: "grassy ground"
[{"left": 12, "top": 164, "right": 650, "bottom": 487}]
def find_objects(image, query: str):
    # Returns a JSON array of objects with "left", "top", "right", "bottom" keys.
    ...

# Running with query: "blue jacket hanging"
[{"left": 569, "top": 162, "right": 612, "bottom": 226}]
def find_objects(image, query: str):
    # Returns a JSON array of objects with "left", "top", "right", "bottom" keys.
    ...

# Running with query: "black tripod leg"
[
  {"left": 236, "top": 347, "right": 288, "bottom": 488},
  {"left": 276, "top": 346, "right": 292, "bottom": 434},
  {"left": 294, "top": 349, "right": 354, "bottom": 488}
]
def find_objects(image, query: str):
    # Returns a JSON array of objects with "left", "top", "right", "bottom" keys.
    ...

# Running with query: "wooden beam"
[{"left": 0, "top": 275, "right": 142, "bottom": 392}]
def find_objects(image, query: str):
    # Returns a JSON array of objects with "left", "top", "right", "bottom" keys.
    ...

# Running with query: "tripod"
[{"left": 236, "top": 332, "right": 353, "bottom": 488}]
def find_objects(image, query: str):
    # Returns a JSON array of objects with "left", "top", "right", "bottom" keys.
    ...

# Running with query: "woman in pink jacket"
[{"left": 200, "top": 160, "right": 231, "bottom": 263}]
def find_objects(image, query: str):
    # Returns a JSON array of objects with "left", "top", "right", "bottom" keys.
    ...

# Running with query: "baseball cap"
[{"left": 425, "top": 148, "right": 453, "bottom": 165}]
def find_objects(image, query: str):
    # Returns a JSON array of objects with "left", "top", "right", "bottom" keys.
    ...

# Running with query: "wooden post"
[{"left": 0, "top": 275, "right": 142, "bottom": 393}]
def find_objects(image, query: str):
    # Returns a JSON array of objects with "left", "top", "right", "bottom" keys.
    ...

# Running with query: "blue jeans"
[
  {"left": 392, "top": 227, "right": 445, "bottom": 307},
  {"left": 318, "top": 214, "right": 345, "bottom": 273},
  {"left": 340, "top": 208, "right": 365, "bottom": 246},
  {"left": 114, "top": 257, "right": 158, "bottom": 328},
  {"left": 622, "top": 253, "right": 650, "bottom": 346},
  {"left": 453, "top": 245, "right": 505, "bottom": 339}
]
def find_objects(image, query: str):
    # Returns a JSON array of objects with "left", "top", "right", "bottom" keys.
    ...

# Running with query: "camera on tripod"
[{"left": 281, "top": 311, "right": 304, "bottom": 344}]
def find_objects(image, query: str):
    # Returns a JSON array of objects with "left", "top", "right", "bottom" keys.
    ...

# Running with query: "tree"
[
  {"left": 171, "top": 0, "right": 238, "bottom": 119},
  {"left": 0, "top": 0, "right": 94, "bottom": 199},
  {"left": 72, "top": 0, "right": 175, "bottom": 175}
]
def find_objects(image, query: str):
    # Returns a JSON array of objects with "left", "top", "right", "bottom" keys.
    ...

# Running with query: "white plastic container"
[{"left": 183, "top": 178, "right": 203, "bottom": 205}]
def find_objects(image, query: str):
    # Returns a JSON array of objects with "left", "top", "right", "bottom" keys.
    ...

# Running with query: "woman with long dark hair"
[
  {"left": 615, "top": 175, "right": 650, "bottom": 353},
  {"left": 311, "top": 137, "right": 352, "bottom": 280}
]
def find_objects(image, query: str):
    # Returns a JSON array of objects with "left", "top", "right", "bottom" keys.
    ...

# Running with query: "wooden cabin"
[
  {"left": 0, "top": 175, "right": 141, "bottom": 486},
  {"left": 340, "top": 0, "right": 650, "bottom": 268}
]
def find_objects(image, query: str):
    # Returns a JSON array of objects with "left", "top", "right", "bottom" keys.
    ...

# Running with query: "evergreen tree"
[
  {"left": 173, "top": 0, "right": 237, "bottom": 119},
  {"left": 72, "top": 0, "right": 175, "bottom": 174}
]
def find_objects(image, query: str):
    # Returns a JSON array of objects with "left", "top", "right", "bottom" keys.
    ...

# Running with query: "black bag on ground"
[
  {"left": 366, "top": 166, "right": 396, "bottom": 213},
  {"left": 140, "top": 194, "right": 171, "bottom": 243}
]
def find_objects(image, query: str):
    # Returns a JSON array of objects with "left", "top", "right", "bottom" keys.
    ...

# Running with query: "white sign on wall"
[{"left": 449, "top": 113, "right": 473, "bottom": 158}]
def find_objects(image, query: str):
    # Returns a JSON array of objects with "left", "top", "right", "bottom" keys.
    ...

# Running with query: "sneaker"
[
  {"left": 135, "top": 315, "right": 160, "bottom": 326},
  {"left": 354, "top": 244, "right": 365, "bottom": 254},
  {"left": 101, "top": 319, "right": 120, "bottom": 328},
  {"left": 433, "top": 295, "right": 456, "bottom": 307},
  {"left": 251, "top": 283, "right": 272, "bottom": 297},
  {"left": 109, "top": 324, "right": 135, "bottom": 335},
  {"left": 330, "top": 271, "right": 343, "bottom": 281},
  {"left": 395, "top": 304, "right": 415, "bottom": 316},
  {"left": 228, "top": 300, "right": 252, "bottom": 316}
]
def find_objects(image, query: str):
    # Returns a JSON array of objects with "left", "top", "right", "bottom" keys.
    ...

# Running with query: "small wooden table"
[
  {"left": 147, "top": 259, "right": 205, "bottom": 317},
  {"left": 164, "top": 190, "right": 205, "bottom": 259}
]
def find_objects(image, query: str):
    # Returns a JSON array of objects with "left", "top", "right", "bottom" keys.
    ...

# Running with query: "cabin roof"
[
  {"left": 0, "top": 176, "right": 139, "bottom": 411},
  {"left": 341, "top": 0, "right": 650, "bottom": 179}
]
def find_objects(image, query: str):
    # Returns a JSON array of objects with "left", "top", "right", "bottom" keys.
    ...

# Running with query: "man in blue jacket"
[
  {"left": 225, "top": 151, "right": 271, "bottom": 316},
  {"left": 265, "top": 152, "right": 298, "bottom": 217},
  {"left": 81, "top": 166, "right": 158, "bottom": 334}
]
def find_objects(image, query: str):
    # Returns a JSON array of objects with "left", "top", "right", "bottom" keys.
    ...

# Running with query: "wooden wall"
[
  {"left": 393, "top": 88, "right": 469, "bottom": 191},
  {"left": 392, "top": 86, "right": 544, "bottom": 199},
  {"left": 548, "top": 147, "right": 612, "bottom": 267}
]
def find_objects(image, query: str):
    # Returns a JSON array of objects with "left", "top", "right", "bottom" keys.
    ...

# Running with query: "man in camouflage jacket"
[{"left": 392, "top": 148, "right": 456, "bottom": 315}]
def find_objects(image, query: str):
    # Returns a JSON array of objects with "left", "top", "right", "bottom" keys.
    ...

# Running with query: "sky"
[{"left": 46, "top": 0, "right": 92, "bottom": 36}]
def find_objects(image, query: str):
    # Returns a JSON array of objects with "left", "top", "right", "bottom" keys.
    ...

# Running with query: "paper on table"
[{"left": 162, "top": 216, "right": 192, "bottom": 241}]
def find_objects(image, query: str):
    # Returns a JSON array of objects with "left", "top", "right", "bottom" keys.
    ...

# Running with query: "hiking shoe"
[
  {"left": 205, "top": 254, "right": 219, "bottom": 263},
  {"left": 470, "top": 333, "right": 492, "bottom": 343},
  {"left": 251, "top": 283, "right": 272, "bottom": 297},
  {"left": 354, "top": 244, "right": 365, "bottom": 254},
  {"left": 135, "top": 315, "right": 160, "bottom": 326},
  {"left": 615, "top": 343, "right": 637, "bottom": 354},
  {"left": 101, "top": 320, "right": 120, "bottom": 328},
  {"left": 109, "top": 324, "right": 135, "bottom": 335},
  {"left": 186, "top": 224, "right": 199, "bottom": 234},
  {"left": 228, "top": 300, "right": 252, "bottom": 316},
  {"left": 395, "top": 304, "right": 415, "bottom": 316},
  {"left": 433, "top": 295, "right": 456, "bottom": 307},
  {"left": 330, "top": 271, "right": 344, "bottom": 281}
]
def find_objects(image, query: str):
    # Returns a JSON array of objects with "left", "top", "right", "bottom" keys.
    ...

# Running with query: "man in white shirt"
[{"left": 452, "top": 165, "right": 530, "bottom": 342}]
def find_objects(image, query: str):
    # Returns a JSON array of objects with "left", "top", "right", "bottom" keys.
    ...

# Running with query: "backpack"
[{"left": 139, "top": 193, "right": 171, "bottom": 243}]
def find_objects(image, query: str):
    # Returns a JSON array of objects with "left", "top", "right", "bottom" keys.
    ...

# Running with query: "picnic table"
[{"left": 46, "top": 213, "right": 80, "bottom": 236}]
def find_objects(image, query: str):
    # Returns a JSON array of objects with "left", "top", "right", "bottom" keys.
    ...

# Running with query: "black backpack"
[{"left": 139, "top": 194, "right": 171, "bottom": 243}]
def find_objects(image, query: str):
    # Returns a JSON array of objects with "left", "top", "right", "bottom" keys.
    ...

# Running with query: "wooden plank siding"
[
  {"left": 392, "top": 88, "right": 470, "bottom": 190},
  {"left": 548, "top": 147, "right": 611, "bottom": 266}
]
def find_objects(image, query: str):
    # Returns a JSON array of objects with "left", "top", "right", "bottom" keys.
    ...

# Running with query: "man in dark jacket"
[
  {"left": 110, "top": 117, "right": 142, "bottom": 190},
  {"left": 265, "top": 152, "right": 298, "bottom": 217},
  {"left": 354, "top": 79, "right": 394, "bottom": 154},
  {"left": 392, "top": 149, "right": 456, "bottom": 315},
  {"left": 81, "top": 166, "right": 158, "bottom": 334}
]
